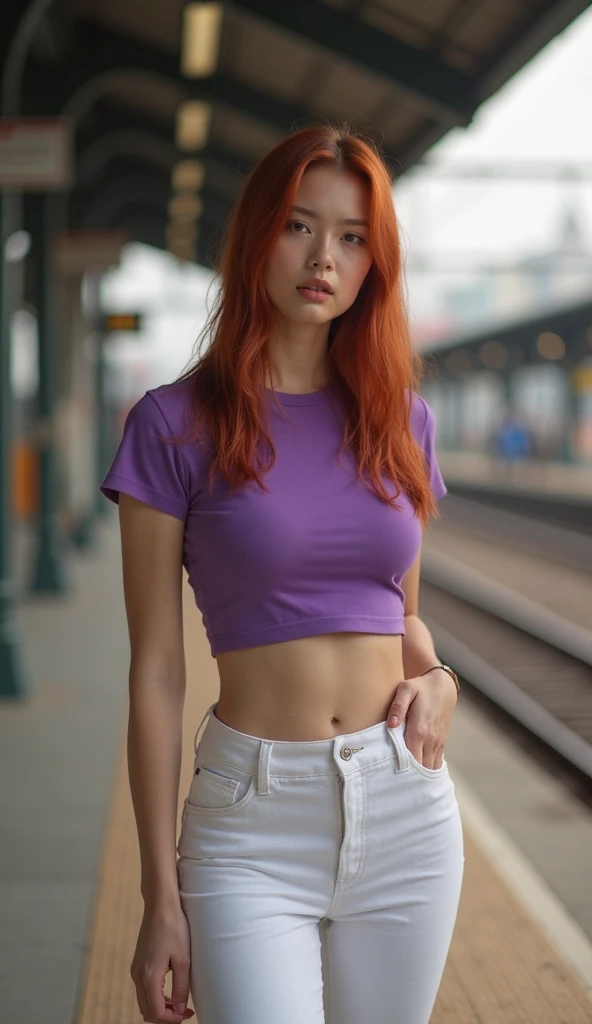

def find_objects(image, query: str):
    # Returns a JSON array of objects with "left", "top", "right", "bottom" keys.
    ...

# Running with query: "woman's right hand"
[{"left": 130, "top": 903, "right": 195, "bottom": 1023}]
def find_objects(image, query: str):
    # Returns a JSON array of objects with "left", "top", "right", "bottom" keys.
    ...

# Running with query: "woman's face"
[{"left": 263, "top": 164, "right": 373, "bottom": 329}]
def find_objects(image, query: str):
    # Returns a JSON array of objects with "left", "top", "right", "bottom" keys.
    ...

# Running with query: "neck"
[{"left": 265, "top": 315, "right": 331, "bottom": 391}]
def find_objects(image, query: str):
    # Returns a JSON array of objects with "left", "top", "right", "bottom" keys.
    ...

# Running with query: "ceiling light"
[
  {"left": 167, "top": 237, "right": 197, "bottom": 262},
  {"left": 168, "top": 193, "right": 204, "bottom": 222},
  {"left": 176, "top": 100, "right": 212, "bottom": 151},
  {"left": 536, "top": 331, "right": 565, "bottom": 360},
  {"left": 171, "top": 159, "right": 205, "bottom": 191},
  {"left": 445, "top": 350, "right": 472, "bottom": 375},
  {"left": 479, "top": 340, "right": 507, "bottom": 369},
  {"left": 166, "top": 221, "right": 198, "bottom": 245},
  {"left": 181, "top": 2, "right": 223, "bottom": 78}
]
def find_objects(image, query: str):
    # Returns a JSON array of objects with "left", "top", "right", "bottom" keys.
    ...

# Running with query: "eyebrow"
[{"left": 291, "top": 205, "right": 369, "bottom": 228}]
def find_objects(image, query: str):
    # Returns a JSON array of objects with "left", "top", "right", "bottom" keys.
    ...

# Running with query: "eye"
[
  {"left": 343, "top": 232, "right": 367, "bottom": 245},
  {"left": 287, "top": 220, "right": 310, "bottom": 234}
]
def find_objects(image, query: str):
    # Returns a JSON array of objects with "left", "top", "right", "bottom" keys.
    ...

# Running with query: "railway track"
[
  {"left": 440, "top": 492, "right": 592, "bottom": 573},
  {"left": 446, "top": 484, "right": 592, "bottom": 537},
  {"left": 420, "top": 547, "right": 592, "bottom": 784}
]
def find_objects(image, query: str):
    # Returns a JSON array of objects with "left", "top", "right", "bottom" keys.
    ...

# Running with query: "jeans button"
[{"left": 340, "top": 745, "right": 353, "bottom": 760}]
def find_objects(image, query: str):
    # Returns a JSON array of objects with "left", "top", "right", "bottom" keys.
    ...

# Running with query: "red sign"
[
  {"left": 52, "top": 229, "right": 128, "bottom": 274},
  {"left": 0, "top": 118, "right": 73, "bottom": 189}
]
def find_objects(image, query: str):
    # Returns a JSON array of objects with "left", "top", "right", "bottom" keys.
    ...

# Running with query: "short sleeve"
[
  {"left": 99, "top": 391, "right": 189, "bottom": 521},
  {"left": 418, "top": 395, "right": 447, "bottom": 501}
]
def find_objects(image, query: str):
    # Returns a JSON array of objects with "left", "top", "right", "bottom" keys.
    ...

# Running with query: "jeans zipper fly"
[{"left": 338, "top": 773, "right": 345, "bottom": 842}]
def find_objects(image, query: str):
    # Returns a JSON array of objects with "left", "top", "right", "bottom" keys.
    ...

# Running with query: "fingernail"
[
  {"left": 388, "top": 716, "right": 399, "bottom": 727},
  {"left": 174, "top": 1004, "right": 186, "bottom": 1014}
]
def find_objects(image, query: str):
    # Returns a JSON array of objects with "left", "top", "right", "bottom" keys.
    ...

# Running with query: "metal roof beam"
[
  {"left": 115, "top": 207, "right": 167, "bottom": 251},
  {"left": 23, "top": 20, "right": 400, "bottom": 165},
  {"left": 77, "top": 177, "right": 172, "bottom": 229},
  {"left": 23, "top": 20, "right": 308, "bottom": 130},
  {"left": 77, "top": 131, "right": 178, "bottom": 185},
  {"left": 477, "top": 0, "right": 591, "bottom": 103},
  {"left": 1, "top": 0, "right": 54, "bottom": 114},
  {"left": 78, "top": 103, "right": 253, "bottom": 191},
  {"left": 113, "top": 204, "right": 223, "bottom": 270},
  {"left": 70, "top": 158, "right": 229, "bottom": 228},
  {"left": 230, "top": 0, "right": 477, "bottom": 127},
  {"left": 89, "top": 201, "right": 215, "bottom": 265}
]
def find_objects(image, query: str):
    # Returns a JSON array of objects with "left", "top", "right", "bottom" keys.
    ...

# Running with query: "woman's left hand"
[{"left": 386, "top": 669, "right": 458, "bottom": 770}]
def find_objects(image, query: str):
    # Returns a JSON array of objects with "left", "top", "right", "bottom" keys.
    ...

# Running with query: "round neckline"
[{"left": 264, "top": 384, "right": 333, "bottom": 406}]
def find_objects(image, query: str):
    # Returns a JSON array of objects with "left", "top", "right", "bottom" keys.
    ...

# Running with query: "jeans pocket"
[
  {"left": 406, "top": 747, "right": 449, "bottom": 780},
  {"left": 185, "top": 759, "right": 255, "bottom": 815}
]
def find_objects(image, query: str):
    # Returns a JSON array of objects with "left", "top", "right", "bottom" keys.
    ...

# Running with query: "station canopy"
[{"left": 18, "top": 0, "right": 590, "bottom": 265}]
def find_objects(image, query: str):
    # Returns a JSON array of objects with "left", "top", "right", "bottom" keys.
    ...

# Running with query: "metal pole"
[
  {"left": 0, "top": 193, "right": 30, "bottom": 695},
  {"left": 84, "top": 271, "right": 110, "bottom": 519},
  {"left": 94, "top": 329, "right": 109, "bottom": 516},
  {"left": 0, "top": 1, "right": 56, "bottom": 697},
  {"left": 28, "top": 192, "right": 68, "bottom": 593},
  {"left": 69, "top": 276, "right": 98, "bottom": 549}
]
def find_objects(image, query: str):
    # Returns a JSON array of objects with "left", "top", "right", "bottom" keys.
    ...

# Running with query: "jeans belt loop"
[
  {"left": 257, "top": 740, "right": 273, "bottom": 795},
  {"left": 388, "top": 723, "right": 410, "bottom": 773},
  {"left": 193, "top": 702, "right": 216, "bottom": 755}
]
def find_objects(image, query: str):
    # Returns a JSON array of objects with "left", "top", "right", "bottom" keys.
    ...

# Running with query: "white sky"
[
  {"left": 101, "top": 4, "right": 592, "bottom": 383},
  {"left": 396, "top": 3, "right": 592, "bottom": 259}
]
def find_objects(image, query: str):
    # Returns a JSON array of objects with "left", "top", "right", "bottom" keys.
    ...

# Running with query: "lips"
[{"left": 297, "top": 279, "right": 333, "bottom": 294}]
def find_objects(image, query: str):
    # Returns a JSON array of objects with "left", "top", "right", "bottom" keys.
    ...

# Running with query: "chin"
[{"left": 285, "top": 305, "right": 335, "bottom": 325}]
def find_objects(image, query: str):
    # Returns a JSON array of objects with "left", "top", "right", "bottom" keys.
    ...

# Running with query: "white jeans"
[{"left": 177, "top": 702, "right": 465, "bottom": 1024}]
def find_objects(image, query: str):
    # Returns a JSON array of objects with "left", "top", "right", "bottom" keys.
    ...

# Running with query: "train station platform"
[
  {"left": 438, "top": 450, "right": 592, "bottom": 503},
  {"left": 2, "top": 513, "right": 592, "bottom": 1023}
]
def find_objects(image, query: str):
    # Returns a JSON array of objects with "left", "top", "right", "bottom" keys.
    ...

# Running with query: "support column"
[
  {"left": 28, "top": 192, "right": 68, "bottom": 593},
  {"left": 68, "top": 276, "right": 99, "bottom": 547},
  {"left": 0, "top": 193, "right": 31, "bottom": 695},
  {"left": 443, "top": 376, "right": 463, "bottom": 449},
  {"left": 501, "top": 372, "right": 512, "bottom": 409},
  {"left": 94, "top": 329, "right": 110, "bottom": 518},
  {"left": 1, "top": 0, "right": 59, "bottom": 694},
  {"left": 564, "top": 364, "right": 579, "bottom": 464},
  {"left": 84, "top": 272, "right": 111, "bottom": 519}
]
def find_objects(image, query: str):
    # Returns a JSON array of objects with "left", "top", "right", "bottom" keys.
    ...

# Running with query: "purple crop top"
[{"left": 99, "top": 379, "right": 447, "bottom": 657}]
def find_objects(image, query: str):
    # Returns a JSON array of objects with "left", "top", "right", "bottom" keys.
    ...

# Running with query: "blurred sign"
[
  {"left": 102, "top": 313, "right": 143, "bottom": 333},
  {"left": 572, "top": 365, "right": 592, "bottom": 394},
  {"left": 0, "top": 118, "right": 73, "bottom": 189},
  {"left": 53, "top": 229, "right": 128, "bottom": 275}
]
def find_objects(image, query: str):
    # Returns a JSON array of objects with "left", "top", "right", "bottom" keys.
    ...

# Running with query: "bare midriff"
[{"left": 215, "top": 632, "right": 405, "bottom": 741}]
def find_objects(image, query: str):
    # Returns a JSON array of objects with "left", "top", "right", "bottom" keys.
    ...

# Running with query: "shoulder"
[
  {"left": 146, "top": 379, "right": 213, "bottom": 493},
  {"left": 144, "top": 379, "right": 196, "bottom": 437},
  {"left": 122, "top": 379, "right": 199, "bottom": 447}
]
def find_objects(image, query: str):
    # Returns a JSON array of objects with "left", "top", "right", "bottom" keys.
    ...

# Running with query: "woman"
[{"left": 100, "top": 123, "right": 464, "bottom": 1024}]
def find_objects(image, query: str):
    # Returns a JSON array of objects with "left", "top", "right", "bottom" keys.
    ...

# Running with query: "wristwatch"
[{"left": 419, "top": 663, "right": 460, "bottom": 696}]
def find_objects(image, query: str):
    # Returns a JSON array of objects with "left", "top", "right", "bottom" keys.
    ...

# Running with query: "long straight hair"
[{"left": 174, "top": 123, "right": 439, "bottom": 526}]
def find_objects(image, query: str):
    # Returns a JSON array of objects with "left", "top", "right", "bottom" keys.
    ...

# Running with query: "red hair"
[{"left": 174, "top": 123, "right": 439, "bottom": 526}]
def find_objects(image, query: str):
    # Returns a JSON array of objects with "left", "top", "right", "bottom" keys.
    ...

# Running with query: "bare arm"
[
  {"left": 391, "top": 544, "right": 458, "bottom": 768},
  {"left": 400, "top": 546, "right": 441, "bottom": 678},
  {"left": 118, "top": 491, "right": 187, "bottom": 911},
  {"left": 118, "top": 493, "right": 195, "bottom": 1021}
]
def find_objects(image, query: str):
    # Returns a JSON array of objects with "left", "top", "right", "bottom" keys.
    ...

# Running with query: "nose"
[{"left": 307, "top": 236, "right": 334, "bottom": 272}]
